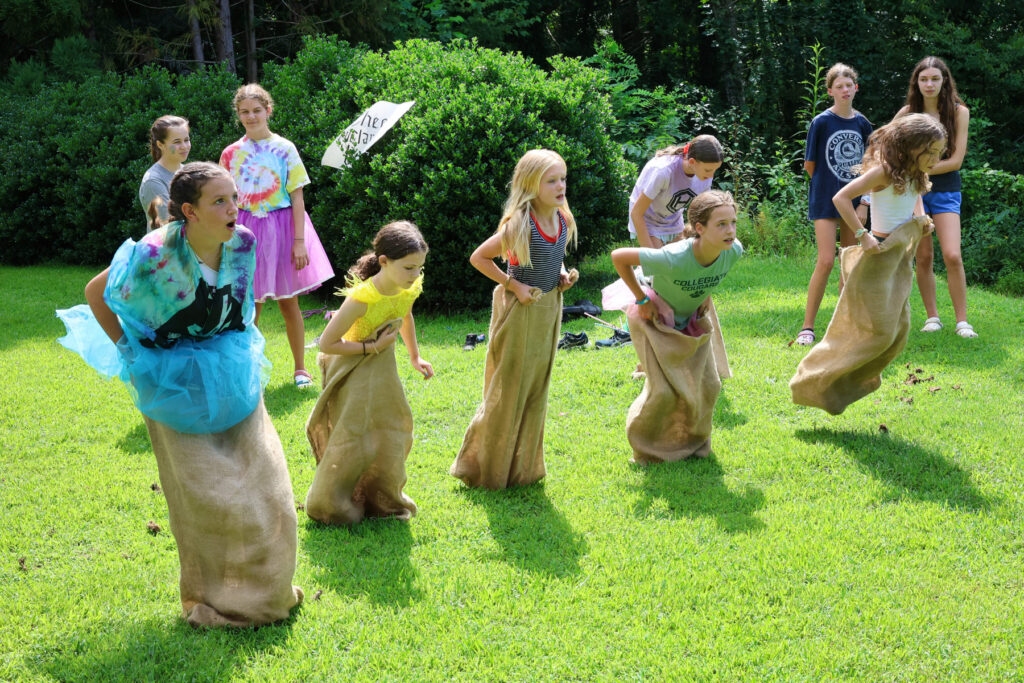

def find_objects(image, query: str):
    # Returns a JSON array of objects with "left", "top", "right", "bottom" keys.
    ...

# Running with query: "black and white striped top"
[{"left": 507, "top": 212, "right": 568, "bottom": 293}]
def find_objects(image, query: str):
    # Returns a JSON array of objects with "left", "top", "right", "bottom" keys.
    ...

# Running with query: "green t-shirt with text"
[{"left": 638, "top": 237, "right": 744, "bottom": 327}]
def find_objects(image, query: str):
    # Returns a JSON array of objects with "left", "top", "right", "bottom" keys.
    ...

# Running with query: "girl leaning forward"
[{"left": 450, "top": 149, "right": 579, "bottom": 490}]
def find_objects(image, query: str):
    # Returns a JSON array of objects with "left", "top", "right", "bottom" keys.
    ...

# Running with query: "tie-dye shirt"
[
  {"left": 219, "top": 134, "right": 310, "bottom": 218},
  {"left": 105, "top": 221, "right": 257, "bottom": 348}
]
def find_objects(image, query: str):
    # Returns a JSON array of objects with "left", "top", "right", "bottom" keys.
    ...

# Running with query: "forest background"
[{"left": 2, "top": 0, "right": 1022, "bottom": 309}]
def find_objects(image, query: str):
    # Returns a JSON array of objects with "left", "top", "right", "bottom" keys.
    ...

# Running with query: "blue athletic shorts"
[{"left": 922, "top": 190, "right": 961, "bottom": 216}]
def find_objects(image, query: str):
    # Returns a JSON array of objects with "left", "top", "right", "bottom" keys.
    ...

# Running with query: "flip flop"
[{"left": 294, "top": 370, "right": 314, "bottom": 388}]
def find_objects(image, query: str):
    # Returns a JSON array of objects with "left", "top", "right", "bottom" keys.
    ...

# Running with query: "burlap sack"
[
  {"left": 144, "top": 400, "right": 302, "bottom": 628},
  {"left": 625, "top": 304, "right": 722, "bottom": 464},
  {"left": 450, "top": 285, "right": 562, "bottom": 489},
  {"left": 305, "top": 345, "right": 416, "bottom": 524},
  {"left": 790, "top": 217, "right": 926, "bottom": 415}
]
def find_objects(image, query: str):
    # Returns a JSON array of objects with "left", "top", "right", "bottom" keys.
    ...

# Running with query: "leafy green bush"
[
  {"left": 264, "top": 36, "right": 633, "bottom": 310},
  {"left": 957, "top": 166, "right": 1024, "bottom": 289},
  {"left": 0, "top": 65, "right": 242, "bottom": 265}
]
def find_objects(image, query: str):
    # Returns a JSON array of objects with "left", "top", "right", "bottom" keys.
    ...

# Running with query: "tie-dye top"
[
  {"left": 340, "top": 276, "right": 424, "bottom": 342},
  {"left": 104, "top": 221, "right": 257, "bottom": 348},
  {"left": 219, "top": 134, "right": 310, "bottom": 217}
]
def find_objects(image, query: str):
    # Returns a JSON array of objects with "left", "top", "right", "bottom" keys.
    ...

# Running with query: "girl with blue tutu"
[
  {"left": 304, "top": 221, "right": 433, "bottom": 525},
  {"left": 57, "top": 162, "right": 303, "bottom": 627},
  {"left": 220, "top": 83, "right": 335, "bottom": 388}
]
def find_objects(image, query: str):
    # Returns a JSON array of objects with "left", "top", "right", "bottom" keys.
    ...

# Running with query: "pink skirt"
[{"left": 240, "top": 208, "right": 335, "bottom": 301}]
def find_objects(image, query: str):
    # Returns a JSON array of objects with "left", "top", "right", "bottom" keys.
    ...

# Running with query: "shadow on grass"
[
  {"left": 458, "top": 482, "right": 587, "bottom": 578},
  {"left": 263, "top": 381, "right": 313, "bottom": 420},
  {"left": 303, "top": 517, "right": 421, "bottom": 607},
  {"left": 38, "top": 614, "right": 295, "bottom": 681},
  {"left": 796, "top": 427, "right": 991, "bottom": 511},
  {"left": 116, "top": 421, "right": 151, "bottom": 455},
  {"left": 714, "top": 390, "right": 747, "bottom": 429},
  {"left": 631, "top": 456, "right": 765, "bottom": 534}
]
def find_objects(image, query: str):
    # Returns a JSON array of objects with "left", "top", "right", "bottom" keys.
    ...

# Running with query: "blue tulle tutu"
[{"left": 57, "top": 304, "right": 269, "bottom": 434}]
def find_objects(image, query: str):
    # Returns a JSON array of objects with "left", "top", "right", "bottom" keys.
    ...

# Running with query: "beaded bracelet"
[{"left": 636, "top": 296, "right": 651, "bottom": 306}]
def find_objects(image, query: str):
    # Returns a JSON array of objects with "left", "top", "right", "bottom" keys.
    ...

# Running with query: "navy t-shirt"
[{"left": 805, "top": 110, "right": 873, "bottom": 220}]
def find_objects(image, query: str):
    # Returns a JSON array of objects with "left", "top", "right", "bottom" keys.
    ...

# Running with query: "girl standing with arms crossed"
[
  {"left": 220, "top": 84, "right": 335, "bottom": 387},
  {"left": 894, "top": 56, "right": 976, "bottom": 338},
  {"left": 58, "top": 162, "right": 302, "bottom": 627},
  {"left": 305, "top": 221, "right": 433, "bottom": 525},
  {"left": 629, "top": 135, "right": 724, "bottom": 248},
  {"left": 790, "top": 115, "right": 944, "bottom": 414},
  {"left": 139, "top": 115, "right": 191, "bottom": 231},
  {"left": 450, "top": 149, "right": 579, "bottom": 489},
  {"left": 796, "top": 63, "right": 873, "bottom": 346}
]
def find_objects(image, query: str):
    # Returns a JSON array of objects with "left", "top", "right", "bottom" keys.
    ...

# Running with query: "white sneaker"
[{"left": 921, "top": 317, "right": 943, "bottom": 332}]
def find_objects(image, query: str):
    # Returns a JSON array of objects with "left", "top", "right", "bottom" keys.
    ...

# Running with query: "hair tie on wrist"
[{"left": 636, "top": 296, "right": 651, "bottom": 306}]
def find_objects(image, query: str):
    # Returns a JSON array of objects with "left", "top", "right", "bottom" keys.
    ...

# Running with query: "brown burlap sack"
[
  {"left": 625, "top": 305, "right": 722, "bottom": 464},
  {"left": 790, "top": 217, "right": 926, "bottom": 415},
  {"left": 144, "top": 400, "right": 302, "bottom": 628},
  {"left": 450, "top": 285, "right": 561, "bottom": 489},
  {"left": 305, "top": 345, "right": 416, "bottom": 525}
]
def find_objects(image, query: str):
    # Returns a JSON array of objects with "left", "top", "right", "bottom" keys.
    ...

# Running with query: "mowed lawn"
[{"left": 2, "top": 253, "right": 1023, "bottom": 681}]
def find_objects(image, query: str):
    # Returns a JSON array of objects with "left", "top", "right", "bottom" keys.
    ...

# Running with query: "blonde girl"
[
  {"left": 450, "top": 149, "right": 579, "bottom": 489},
  {"left": 893, "top": 56, "right": 976, "bottom": 337},
  {"left": 796, "top": 63, "right": 874, "bottom": 346},
  {"left": 139, "top": 115, "right": 191, "bottom": 231},
  {"left": 629, "top": 134, "right": 724, "bottom": 248},
  {"left": 220, "top": 83, "right": 336, "bottom": 387},
  {"left": 305, "top": 221, "right": 432, "bottom": 525}
]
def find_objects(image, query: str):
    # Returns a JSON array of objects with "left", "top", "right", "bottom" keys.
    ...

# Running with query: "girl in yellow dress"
[{"left": 304, "top": 221, "right": 433, "bottom": 525}]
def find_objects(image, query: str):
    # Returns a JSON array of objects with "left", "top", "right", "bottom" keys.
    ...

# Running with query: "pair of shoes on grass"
[
  {"left": 921, "top": 317, "right": 978, "bottom": 338},
  {"left": 596, "top": 329, "right": 631, "bottom": 348},
  {"left": 558, "top": 332, "right": 588, "bottom": 350},
  {"left": 462, "top": 333, "right": 486, "bottom": 351}
]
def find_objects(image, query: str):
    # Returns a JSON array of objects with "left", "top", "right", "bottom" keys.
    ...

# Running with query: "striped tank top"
[{"left": 507, "top": 211, "right": 568, "bottom": 293}]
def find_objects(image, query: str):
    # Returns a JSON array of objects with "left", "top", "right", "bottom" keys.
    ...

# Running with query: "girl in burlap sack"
[
  {"left": 305, "top": 221, "right": 433, "bottom": 525},
  {"left": 450, "top": 149, "right": 579, "bottom": 489},
  {"left": 610, "top": 190, "right": 743, "bottom": 464},
  {"left": 57, "top": 162, "right": 302, "bottom": 627},
  {"left": 790, "top": 114, "right": 944, "bottom": 414}
]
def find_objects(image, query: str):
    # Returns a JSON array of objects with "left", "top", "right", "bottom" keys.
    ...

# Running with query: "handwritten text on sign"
[{"left": 321, "top": 100, "right": 415, "bottom": 169}]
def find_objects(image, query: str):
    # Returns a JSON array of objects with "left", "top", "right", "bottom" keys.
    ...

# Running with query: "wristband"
[
  {"left": 362, "top": 341, "right": 367, "bottom": 356},
  {"left": 855, "top": 228, "right": 867, "bottom": 238},
  {"left": 636, "top": 296, "right": 651, "bottom": 306}
]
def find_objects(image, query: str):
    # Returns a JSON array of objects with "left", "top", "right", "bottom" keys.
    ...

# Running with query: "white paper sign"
[{"left": 321, "top": 100, "right": 415, "bottom": 169}]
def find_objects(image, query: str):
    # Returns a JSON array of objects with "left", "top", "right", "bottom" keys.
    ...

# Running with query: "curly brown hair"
[{"left": 862, "top": 114, "right": 946, "bottom": 195}]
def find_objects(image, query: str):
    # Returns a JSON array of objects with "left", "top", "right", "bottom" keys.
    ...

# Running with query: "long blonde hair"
[{"left": 497, "top": 149, "right": 577, "bottom": 267}]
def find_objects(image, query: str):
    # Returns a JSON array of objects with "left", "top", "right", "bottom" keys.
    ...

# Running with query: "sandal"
[
  {"left": 795, "top": 328, "right": 815, "bottom": 346},
  {"left": 955, "top": 321, "right": 978, "bottom": 338},
  {"left": 921, "top": 317, "right": 943, "bottom": 333},
  {"left": 294, "top": 370, "right": 314, "bottom": 388}
]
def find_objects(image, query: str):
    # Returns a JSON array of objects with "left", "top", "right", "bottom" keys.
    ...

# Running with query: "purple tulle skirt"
[{"left": 241, "top": 208, "right": 335, "bottom": 302}]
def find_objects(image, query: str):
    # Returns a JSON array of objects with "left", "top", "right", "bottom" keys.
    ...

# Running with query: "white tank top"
[{"left": 870, "top": 182, "right": 919, "bottom": 235}]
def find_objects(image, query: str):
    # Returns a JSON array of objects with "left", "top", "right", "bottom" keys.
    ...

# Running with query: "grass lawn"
[{"left": 2, "top": 252, "right": 1023, "bottom": 681}]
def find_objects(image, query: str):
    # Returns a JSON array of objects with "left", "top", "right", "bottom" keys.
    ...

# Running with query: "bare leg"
[
  {"left": 932, "top": 212, "right": 968, "bottom": 324},
  {"left": 801, "top": 219, "right": 839, "bottom": 332},
  {"left": 915, "top": 232, "right": 940, "bottom": 320},
  {"left": 254, "top": 301, "right": 263, "bottom": 327},
  {"left": 277, "top": 296, "right": 308, "bottom": 375}
]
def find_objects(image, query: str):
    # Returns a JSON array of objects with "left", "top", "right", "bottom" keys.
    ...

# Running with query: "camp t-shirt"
[
  {"left": 628, "top": 155, "right": 713, "bottom": 237},
  {"left": 638, "top": 237, "right": 744, "bottom": 327},
  {"left": 804, "top": 110, "right": 873, "bottom": 220}
]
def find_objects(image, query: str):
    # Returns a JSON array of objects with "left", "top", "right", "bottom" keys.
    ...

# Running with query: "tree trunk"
[
  {"left": 707, "top": 0, "right": 745, "bottom": 108},
  {"left": 246, "top": 0, "right": 257, "bottom": 82},
  {"left": 216, "top": 0, "right": 235, "bottom": 73},
  {"left": 187, "top": 0, "right": 205, "bottom": 65}
]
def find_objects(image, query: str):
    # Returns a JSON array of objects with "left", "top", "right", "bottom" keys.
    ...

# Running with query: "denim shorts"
[{"left": 922, "top": 191, "right": 961, "bottom": 216}]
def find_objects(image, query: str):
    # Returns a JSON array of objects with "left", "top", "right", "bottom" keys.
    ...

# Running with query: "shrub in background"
[
  {"left": 264, "top": 37, "right": 633, "bottom": 310},
  {"left": 958, "top": 166, "right": 1024, "bottom": 293},
  {"left": 0, "top": 65, "right": 241, "bottom": 265}
]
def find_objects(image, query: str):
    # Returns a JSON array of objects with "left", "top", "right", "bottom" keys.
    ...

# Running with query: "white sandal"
[
  {"left": 955, "top": 321, "right": 978, "bottom": 338},
  {"left": 795, "top": 328, "right": 816, "bottom": 346},
  {"left": 921, "top": 317, "right": 943, "bottom": 333}
]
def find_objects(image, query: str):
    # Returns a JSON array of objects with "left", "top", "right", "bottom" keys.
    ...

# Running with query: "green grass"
[{"left": 2, "top": 254, "right": 1023, "bottom": 681}]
